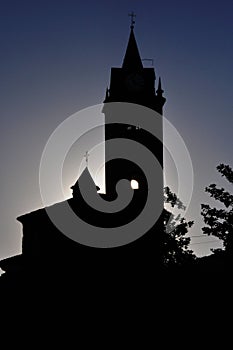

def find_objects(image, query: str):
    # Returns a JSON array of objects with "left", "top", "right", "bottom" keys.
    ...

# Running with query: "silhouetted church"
[{"left": 0, "top": 18, "right": 167, "bottom": 287}]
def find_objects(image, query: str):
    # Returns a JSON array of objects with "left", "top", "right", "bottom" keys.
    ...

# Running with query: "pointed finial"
[
  {"left": 128, "top": 11, "right": 136, "bottom": 29},
  {"left": 157, "top": 77, "right": 164, "bottom": 95},
  {"left": 105, "top": 87, "right": 109, "bottom": 100},
  {"left": 156, "top": 77, "right": 166, "bottom": 113},
  {"left": 158, "top": 77, "right": 162, "bottom": 91}
]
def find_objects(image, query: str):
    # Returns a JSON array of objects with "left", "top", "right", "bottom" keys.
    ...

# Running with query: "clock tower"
[{"left": 103, "top": 20, "right": 166, "bottom": 202}]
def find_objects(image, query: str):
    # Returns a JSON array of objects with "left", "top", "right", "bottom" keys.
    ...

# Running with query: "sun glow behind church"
[{"left": 0, "top": 1, "right": 232, "bottom": 259}]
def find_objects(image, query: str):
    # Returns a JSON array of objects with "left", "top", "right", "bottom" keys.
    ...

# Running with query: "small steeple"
[
  {"left": 71, "top": 167, "right": 100, "bottom": 198},
  {"left": 122, "top": 13, "right": 143, "bottom": 71}
]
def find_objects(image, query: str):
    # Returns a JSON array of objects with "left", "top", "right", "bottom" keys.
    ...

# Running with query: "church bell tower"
[{"left": 103, "top": 14, "right": 166, "bottom": 202}]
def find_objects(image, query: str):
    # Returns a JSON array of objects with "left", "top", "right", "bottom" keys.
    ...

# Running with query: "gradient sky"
[{"left": 0, "top": 0, "right": 232, "bottom": 260}]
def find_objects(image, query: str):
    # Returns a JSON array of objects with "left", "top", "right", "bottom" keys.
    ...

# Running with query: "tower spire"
[{"left": 122, "top": 14, "right": 143, "bottom": 71}]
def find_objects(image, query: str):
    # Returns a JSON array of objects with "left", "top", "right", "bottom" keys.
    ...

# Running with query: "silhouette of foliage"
[
  {"left": 201, "top": 164, "right": 233, "bottom": 255},
  {"left": 162, "top": 187, "right": 195, "bottom": 266}
]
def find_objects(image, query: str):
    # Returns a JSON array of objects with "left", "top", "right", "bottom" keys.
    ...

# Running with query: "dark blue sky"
[{"left": 0, "top": 0, "right": 232, "bottom": 259}]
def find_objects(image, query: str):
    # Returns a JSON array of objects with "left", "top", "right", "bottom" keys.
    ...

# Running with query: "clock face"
[{"left": 125, "top": 73, "right": 145, "bottom": 92}]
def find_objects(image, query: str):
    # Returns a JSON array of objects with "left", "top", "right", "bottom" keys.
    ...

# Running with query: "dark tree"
[
  {"left": 201, "top": 164, "right": 233, "bottom": 256},
  {"left": 162, "top": 187, "right": 195, "bottom": 266}
]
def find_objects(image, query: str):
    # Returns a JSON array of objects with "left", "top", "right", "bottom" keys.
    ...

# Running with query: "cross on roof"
[
  {"left": 128, "top": 11, "right": 136, "bottom": 29},
  {"left": 84, "top": 151, "right": 90, "bottom": 167}
]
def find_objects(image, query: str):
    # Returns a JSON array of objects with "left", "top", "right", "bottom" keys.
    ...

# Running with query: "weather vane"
[{"left": 128, "top": 11, "right": 136, "bottom": 29}]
